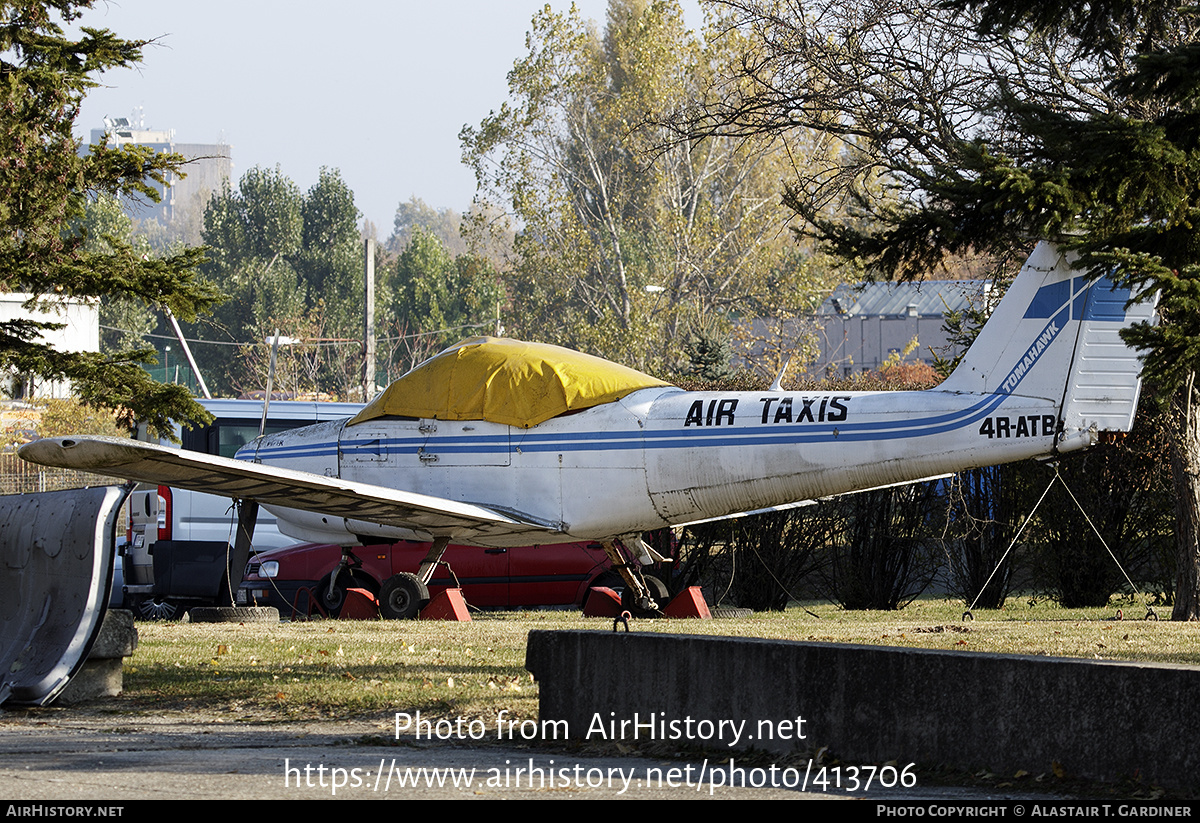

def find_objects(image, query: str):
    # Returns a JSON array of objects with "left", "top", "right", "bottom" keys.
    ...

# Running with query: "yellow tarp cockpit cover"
[{"left": 348, "top": 337, "right": 672, "bottom": 429}]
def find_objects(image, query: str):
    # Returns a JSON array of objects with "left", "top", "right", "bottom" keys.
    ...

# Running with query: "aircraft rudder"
[
  {"left": 937, "top": 240, "right": 1154, "bottom": 440},
  {"left": 1058, "top": 274, "right": 1156, "bottom": 439}
]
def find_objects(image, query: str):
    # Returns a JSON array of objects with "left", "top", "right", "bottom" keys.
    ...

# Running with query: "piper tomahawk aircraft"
[{"left": 21, "top": 242, "right": 1155, "bottom": 615}]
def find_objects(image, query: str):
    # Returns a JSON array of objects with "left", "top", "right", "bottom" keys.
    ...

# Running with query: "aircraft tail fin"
[{"left": 938, "top": 241, "right": 1156, "bottom": 438}]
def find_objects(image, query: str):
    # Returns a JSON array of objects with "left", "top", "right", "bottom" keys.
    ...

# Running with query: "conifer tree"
[
  {"left": 832, "top": 0, "right": 1200, "bottom": 619},
  {"left": 0, "top": 1, "right": 221, "bottom": 434},
  {"left": 695, "top": 0, "right": 1200, "bottom": 616}
]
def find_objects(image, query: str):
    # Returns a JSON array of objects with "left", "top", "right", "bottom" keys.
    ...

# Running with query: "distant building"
[
  {"left": 739, "top": 279, "right": 993, "bottom": 377},
  {"left": 88, "top": 115, "right": 232, "bottom": 225},
  {"left": 810, "top": 280, "right": 992, "bottom": 376}
]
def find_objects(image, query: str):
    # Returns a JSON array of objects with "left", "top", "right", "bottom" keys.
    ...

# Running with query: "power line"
[{"left": 100, "top": 321, "right": 495, "bottom": 348}]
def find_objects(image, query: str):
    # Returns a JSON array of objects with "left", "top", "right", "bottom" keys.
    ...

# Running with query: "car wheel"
[
  {"left": 379, "top": 573, "right": 430, "bottom": 620},
  {"left": 317, "top": 571, "right": 377, "bottom": 617},
  {"left": 133, "top": 596, "right": 184, "bottom": 621}
]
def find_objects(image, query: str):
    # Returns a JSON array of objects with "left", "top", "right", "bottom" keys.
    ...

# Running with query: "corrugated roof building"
[
  {"left": 813, "top": 279, "right": 991, "bottom": 376},
  {"left": 738, "top": 280, "right": 994, "bottom": 378}
]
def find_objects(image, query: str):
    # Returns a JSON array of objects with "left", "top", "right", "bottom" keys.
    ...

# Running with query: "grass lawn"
[{"left": 117, "top": 595, "right": 1198, "bottom": 726}]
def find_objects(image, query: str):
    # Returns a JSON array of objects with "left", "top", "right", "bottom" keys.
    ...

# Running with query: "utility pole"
[
  {"left": 363, "top": 238, "right": 376, "bottom": 400},
  {"left": 164, "top": 307, "right": 212, "bottom": 399}
]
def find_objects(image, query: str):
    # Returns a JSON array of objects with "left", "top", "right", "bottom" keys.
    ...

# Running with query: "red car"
[{"left": 237, "top": 539, "right": 620, "bottom": 618}]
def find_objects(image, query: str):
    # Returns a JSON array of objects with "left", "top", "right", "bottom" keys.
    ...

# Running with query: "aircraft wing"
[{"left": 19, "top": 436, "right": 533, "bottom": 537}]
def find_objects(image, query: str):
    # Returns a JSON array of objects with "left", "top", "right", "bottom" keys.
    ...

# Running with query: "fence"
[{"left": 0, "top": 452, "right": 123, "bottom": 496}]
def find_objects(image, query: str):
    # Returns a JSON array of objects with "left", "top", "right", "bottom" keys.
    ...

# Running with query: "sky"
[{"left": 73, "top": 0, "right": 702, "bottom": 237}]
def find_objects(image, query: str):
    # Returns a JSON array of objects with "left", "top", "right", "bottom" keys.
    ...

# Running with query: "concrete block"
[
  {"left": 57, "top": 609, "right": 138, "bottom": 704},
  {"left": 526, "top": 630, "right": 1200, "bottom": 792},
  {"left": 87, "top": 609, "right": 137, "bottom": 658}
]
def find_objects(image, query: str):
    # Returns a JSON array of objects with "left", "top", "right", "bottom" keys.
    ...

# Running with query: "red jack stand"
[
  {"left": 663, "top": 586, "right": 711, "bottom": 619},
  {"left": 339, "top": 587, "right": 380, "bottom": 620},
  {"left": 419, "top": 588, "right": 471, "bottom": 621},
  {"left": 582, "top": 586, "right": 623, "bottom": 617}
]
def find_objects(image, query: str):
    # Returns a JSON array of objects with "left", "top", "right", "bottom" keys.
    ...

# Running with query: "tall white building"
[{"left": 89, "top": 115, "right": 232, "bottom": 225}]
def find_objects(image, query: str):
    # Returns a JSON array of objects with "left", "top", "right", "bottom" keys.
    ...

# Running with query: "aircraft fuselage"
[{"left": 244, "top": 384, "right": 1065, "bottom": 547}]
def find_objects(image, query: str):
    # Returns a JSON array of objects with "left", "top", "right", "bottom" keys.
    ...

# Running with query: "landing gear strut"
[
  {"left": 327, "top": 545, "right": 365, "bottom": 597},
  {"left": 415, "top": 535, "right": 451, "bottom": 586},
  {"left": 601, "top": 538, "right": 665, "bottom": 614}
]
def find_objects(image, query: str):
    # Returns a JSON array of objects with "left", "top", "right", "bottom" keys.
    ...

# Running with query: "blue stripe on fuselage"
[{"left": 251, "top": 389, "right": 1015, "bottom": 462}]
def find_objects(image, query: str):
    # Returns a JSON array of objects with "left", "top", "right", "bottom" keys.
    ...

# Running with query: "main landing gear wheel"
[
  {"left": 379, "top": 573, "right": 430, "bottom": 620},
  {"left": 621, "top": 574, "right": 670, "bottom": 616}
]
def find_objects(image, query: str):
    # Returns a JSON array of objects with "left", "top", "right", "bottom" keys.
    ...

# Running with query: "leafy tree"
[
  {"left": 36, "top": 397, "right": 127, "bottom": 438},
  {"left": 194, "top": 165, "right": 365, "bottom": 397},
  {"left": 817, "top": 481, "right": 946, "bottom": 610},
  {"left": 682, "top": 3, "right": 1032, "bottom": 274},
  {"left": 462, "top": 0, "right": 820, "bottom": 372},
  {"left": 297, "top": 167, "right": 362, "bottom": 338},
  {"left": 74, "top": 193, "right": 156, "bottom": 354},
  {"left": 236, "top": 304, "right": 357, "bottom": 401},
  {"left": 388, "top": 196, "right": 467, "bottom": 258},
  {"left": 1029, "top": 408, "right": 1175, "bottom": 608},
  {"left": 0, "top": 1, "right": 221, "bottom": 433},
  {"left": 681, "top": 506, "right": 831, "bottom": 610},
  {"left": 681, "top": 319, "right": 734, "bottom": 381},
  {"left": 932, "top": 1, "right": 1200, "bottom": 619},
  {"left": 942, "top": 463, "right": 1037, "bottom": 609},
  {"left": 728, "top": 247, "right": 851, "bottom": 379},
  {"left": 191, "top": 168, "right": 306, "bottom": 395},
  {"left": 386, "top": 228, "right": 502, "bottom": 370}
]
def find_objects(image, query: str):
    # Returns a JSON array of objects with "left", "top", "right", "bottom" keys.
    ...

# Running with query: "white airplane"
[{"left": 20, "top": 242, "right": 1154, "bottom": 616}]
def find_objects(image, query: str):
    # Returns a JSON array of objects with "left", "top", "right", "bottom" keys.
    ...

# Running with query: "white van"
[{"left": 124, "top": 399, "right": 362, "bottom": 618}]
